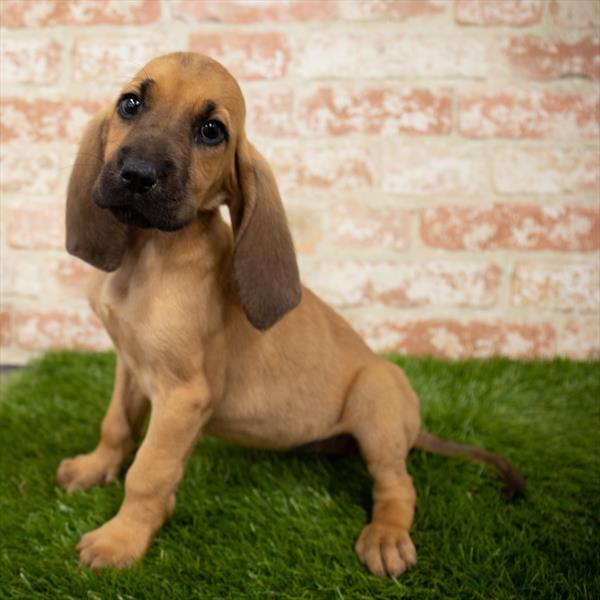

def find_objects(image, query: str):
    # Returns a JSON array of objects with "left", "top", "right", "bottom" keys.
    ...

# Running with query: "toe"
[
  {"left": 365, "top": 543, "right": 386, "bottom": 578},
  {"left": 398, "top": 535, "right": 417, "bottom": 568},
  {"left": 382, "top": 540, "right": 406, "bottom": 577}
]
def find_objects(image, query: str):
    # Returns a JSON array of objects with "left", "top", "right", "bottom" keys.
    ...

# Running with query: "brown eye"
[
  {"left": 117, "top": 94, "right": 142, "bottom": 120},
  {"left": 196, "top": 120, "right": 226, "bottom": 146}
]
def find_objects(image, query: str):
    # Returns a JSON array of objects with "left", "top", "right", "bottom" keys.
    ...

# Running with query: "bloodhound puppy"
[{"left": 57, "top": 52, "right": 524, "bottom": 577}]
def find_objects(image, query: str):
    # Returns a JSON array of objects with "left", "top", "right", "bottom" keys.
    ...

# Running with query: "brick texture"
[
  {"left": 15, "top": 308, "right": 110, "bottom": 351},
  {"left": 421, "top": 204, "right": 600, "bottom": 252},
  {"left": 458, "top": 90, "right": 600, "bottom": 139},
  {"left": 303, "top": 260, "right": 501, "bottom": 308},
  {"left": 299, "top": 87, "right": 452, "bottom": 135},
  {"left": 493, "top": 147, "right": 600, "bottom": 194},
  {"left": 549, "top": 0, "right": 600, "bottom": 27},
  {"left": 511, "top": 263, "right": 600, "bottom": 311},
  {"left": 1, "top": 0, "right": 599, "bottom": 363},
  {"left": 382, "top": 142, "right": 487, "bottom": 195},
  {"left": 172, "top": 0, "right": 335, "bottom": 23},
  {"left": 354, "top": 317, "right": 556, "bottom": 359},
  {"left": 296, "top": 32, "right": 489, "bottom": 79},
  {"left": 0, "top": 0, "right": 161, "bottom": 27},
  {"left": 8, "top": 204, "right": 66, "bottom": 250},
  {"left": 0, "top": 39, "right": 62, "bottom": 84},
  {"left": 456, "top": 0, "right": 544, "bottom": 26},
  {"left": 188, "top": 32, "right": 290, "bottom": 80},
  {"left": 339, "top": 1, "right": 447, "bottom": 21},
  {"left": 0, "top": 308, "right": 11, "bottom": 348},
  {"left": 1, "top": 97, "right": 107, "bottom": 143},
  {"left": 504, "top": 35, "right": 600, "bottom": 80},
  {"left": 329, "top": 203, "right": 411, "bottom": 251}
]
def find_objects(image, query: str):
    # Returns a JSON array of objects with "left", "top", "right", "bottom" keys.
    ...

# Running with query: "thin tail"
[{"left": 414, "top": 431, "right": 525, "bottom": 500}]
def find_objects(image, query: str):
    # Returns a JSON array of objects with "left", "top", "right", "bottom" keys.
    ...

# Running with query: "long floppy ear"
[
  {"left": 66, "top": 110, "right": 128, "bottom": 271},
  {"left": 229, "top": 138, "right": 301, "bottom": 331}
]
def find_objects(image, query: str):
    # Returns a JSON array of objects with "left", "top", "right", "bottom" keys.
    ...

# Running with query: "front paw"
[
  {"left": 76, "top": 516, "right": 153, "bottom": 570},
  {"left": 56, "top": 450, "right": 121, "bottom": 492},
  {"left": 355, "top": 523, "right": 417, "bottom": 578}
]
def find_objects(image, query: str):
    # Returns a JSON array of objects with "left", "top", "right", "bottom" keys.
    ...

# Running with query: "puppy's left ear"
[
  {"left": 66, "top": 110, "right": 128, "bottom": 271},
  {"left": 228, "top": 138, "right": 301, "bottom": 331}
]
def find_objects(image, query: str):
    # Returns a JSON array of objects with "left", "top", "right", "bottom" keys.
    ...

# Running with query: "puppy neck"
[{"left": 123, "top": 209, "right": 231, "bottom": 271}]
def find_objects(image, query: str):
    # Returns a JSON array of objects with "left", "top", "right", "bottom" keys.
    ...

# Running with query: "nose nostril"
[
  {"left": 140, "top": 175, "right": 157, "bottom": 189},
  {"left": 120, "top": 159, "right": 158, "bottom": 193}
]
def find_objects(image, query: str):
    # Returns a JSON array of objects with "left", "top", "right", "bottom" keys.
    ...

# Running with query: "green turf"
[{"left": 0, "top": 351, "right": 598, "bottom": 599}]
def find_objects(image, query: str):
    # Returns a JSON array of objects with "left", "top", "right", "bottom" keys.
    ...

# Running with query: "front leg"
[
  {"left": 57, "top": 357, "right": 149, "bottom": 492},
  {"left": 76, "top": 373, "right": 212, "bottom": 570}
]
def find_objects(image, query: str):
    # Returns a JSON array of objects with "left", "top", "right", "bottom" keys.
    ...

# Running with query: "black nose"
[{"left": 120, "top": 158, "right": 157, "bottom": 193}]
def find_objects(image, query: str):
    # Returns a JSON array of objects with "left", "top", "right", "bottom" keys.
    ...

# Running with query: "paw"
[
  {"left": 56, "top": 450, "right": 121, "bottom": 492},
  {"left": 76, "top": 516, "right": 153, "bottom": 570},
  {"left": 355, "top": 523, "right": 417, "bottom": 578}
]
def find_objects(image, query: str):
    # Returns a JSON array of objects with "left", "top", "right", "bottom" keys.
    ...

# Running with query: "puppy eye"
[
  {"left": 117, "top": 94, "right": 142, "bottom": 120},
  {"left": 196, "top": 120, "right": 226, "bottom": 146}
]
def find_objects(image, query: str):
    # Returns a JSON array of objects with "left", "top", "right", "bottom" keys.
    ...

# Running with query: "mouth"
[
  {"left": 93, "top": 173, "right": 192, "bottom": 232},
  {"left": 109, "top": 205, "right": 154, "bottom": 229}
]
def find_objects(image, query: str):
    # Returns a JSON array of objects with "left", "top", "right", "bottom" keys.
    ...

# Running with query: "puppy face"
[
  {"left": 93, "top": 53, "right": 245, "bottom": 231},
  {"left": 66, "top": 52, "right": 301, "bottom": 330}
]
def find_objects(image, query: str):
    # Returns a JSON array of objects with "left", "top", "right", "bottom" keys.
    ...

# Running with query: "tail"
[{"left": 414, "top": 431, "right": 525, "bottom": 500}]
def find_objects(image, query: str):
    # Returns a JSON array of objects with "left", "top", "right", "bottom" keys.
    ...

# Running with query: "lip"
[{"left": 109, "top": 205, "right": 153, "bottom": 228}]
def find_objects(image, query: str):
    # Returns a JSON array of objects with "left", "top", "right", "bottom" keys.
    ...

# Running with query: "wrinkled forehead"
[{"left": 129, "top": 52, "right": 246, "bottom": 124}]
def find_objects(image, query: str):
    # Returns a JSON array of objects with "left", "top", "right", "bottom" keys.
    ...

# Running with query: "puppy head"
[{"left": 67, "top": 52, "right": 300, "bottom": 330}]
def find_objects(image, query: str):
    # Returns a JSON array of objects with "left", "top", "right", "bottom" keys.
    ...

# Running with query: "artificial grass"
[{"left": 0, "top": 352, "right": 598, "bottom": 599}]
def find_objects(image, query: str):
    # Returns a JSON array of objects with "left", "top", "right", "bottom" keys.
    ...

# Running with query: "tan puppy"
[{"left": 57, "top": 53, "right": 523, "bottom": 577}]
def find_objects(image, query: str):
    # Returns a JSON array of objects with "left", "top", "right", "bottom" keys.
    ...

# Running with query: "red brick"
[
  {"left": 0, "top": 0, "right": 160, "bottom": 27},
  {"left": 339, "top": 0, "right": 447, "bottom": 20},
  {"left": 550, "top": 0, "right": 600, "bottom": 27},
  {"left": 299, "top": 87, "right": 452, "bottom": 136},
  {"left": 354, "top": 317, "right": 555, "bottom": 358},
  {"left": 48, "top": 256, "right": 93, "bottom": 297},
  {"left": 188, "top": 32, "right": 290, "bottom": 80},
  {"left": 0, "top": 254, "right": 43, "bottom": 297},
  {"left": 0, "top": 308, "right": 11, "bottom": 347},
  {"left": 512, "top": 263, "right": 599, "bottom": 311},
  {"left": 296, "top": 32, "right": 489, "bottom": 79},
  {"left": 262, "top": 142, "right": 376, "bottom": 192},
  {"left": 245, "top": 88, "right": 295, "bottom": 137},
  {"left": 455, "top": 0, "right": 543, "bottom": 26},
  {"left": 72, "top": 37, "right": 179, "bottom": 83},
  {"left": 556, "top": 318, "right": 600, "bottom": 359},
  {"left": 382, "top": 141, "right": 487, "bottom": 195},
  {"left": 504, "top": 35, "right": 600, "bottom": 80},
  {"left": 0, "top": 39, "right": 62, "bottom": 84},
  {"left": 421, "top": 204, "right": 600, "bottom": 252},
  {"left": 15, "top": 307, "right": 110, "bottom": 351},
  {"left": 0, "top": 97, "right": 107, "bottom": 144},
  {"left": 0, "top": 147, "right": 60, "bottom": 195},
  {"left": 8, "top": 204, "right": 65, "bottom": 250},
  {"left": 303, "top": 260, "right": 500, "bottom": 308},
  {"left": 330, "top": 202, "right": 411, "bottom": 251},
  {"left": 286, "top": 206, "right": 322, "bottom": 254},
  {"left": 459, "top": 89, "right": 600, "bottom": 139},
  {"left": 494, "top": 147, "right": 600, "bottom": 194},
  {"left": 173, "top": 0, "right": 334, "bottom": 22}
]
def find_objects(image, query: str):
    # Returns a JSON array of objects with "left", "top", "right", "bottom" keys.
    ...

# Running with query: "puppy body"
[
  {"left": 87, "top": 212, "right": 418, "bottom": 452},
  {"left": 58, "top": 52, "right": 519, "bottom": 577}
]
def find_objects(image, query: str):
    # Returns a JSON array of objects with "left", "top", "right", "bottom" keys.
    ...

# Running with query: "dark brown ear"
[
  {"left": 66, "top": 110, "right": 128, "bottom": 271},
  {"left": 229, "top": 138, "right": 301, "bottom": 330}
]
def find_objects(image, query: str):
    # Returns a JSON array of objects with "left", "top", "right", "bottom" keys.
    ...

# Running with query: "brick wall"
[{"left": 1, "top": 0, "right": 599, "bottom": 363}]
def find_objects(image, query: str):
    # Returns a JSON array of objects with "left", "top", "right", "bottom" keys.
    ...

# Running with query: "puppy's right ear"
[{"left": 66, "top": 110, "right": 128, "bottom": 271}]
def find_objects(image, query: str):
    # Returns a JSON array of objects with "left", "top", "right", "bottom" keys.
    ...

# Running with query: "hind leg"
[{"left": 343, "top": 361, "right": 421, "bottom": 577}]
